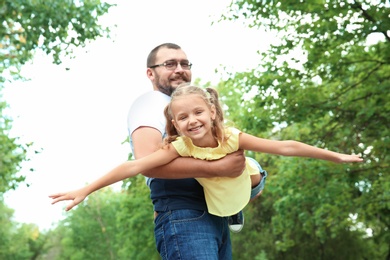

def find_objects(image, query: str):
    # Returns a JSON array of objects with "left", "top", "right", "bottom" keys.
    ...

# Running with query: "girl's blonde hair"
[{"left": 164, "top": 83, "right": 227, "bottom": 144}]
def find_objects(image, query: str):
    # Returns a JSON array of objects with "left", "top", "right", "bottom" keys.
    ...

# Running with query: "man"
[{"left": 127, "top": 43, "right": 265, "bottom": 259}]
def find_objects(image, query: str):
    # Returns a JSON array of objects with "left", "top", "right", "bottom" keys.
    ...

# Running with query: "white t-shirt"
[
  {"left": 127, "top": 90, "right": 171, "bottom": 187},
  {"left": 127, "top": 90, "right": 171, "bottom": 149}
]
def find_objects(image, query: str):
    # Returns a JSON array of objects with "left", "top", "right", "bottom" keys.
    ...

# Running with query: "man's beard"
[
  {"left": 157, "top": 83, "right": 176, "bottom": 96},
  {"left": 155, "top": 74, "right": 190, "bottom": 96}
]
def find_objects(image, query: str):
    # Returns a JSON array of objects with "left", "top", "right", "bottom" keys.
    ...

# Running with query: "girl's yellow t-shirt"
[{"left": 172, "top": 127, "right": 259, "bottom": 217}]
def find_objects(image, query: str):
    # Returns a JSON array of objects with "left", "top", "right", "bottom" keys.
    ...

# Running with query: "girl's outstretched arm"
[
  {"left": 49, "top": 161, "right": 142, "bottom": 211},
  {"left": 49, "top": 144, "right": 179, "bottom": 211},
  {"left": 239, "top": 132, "right": 363, "bottom": 163}
]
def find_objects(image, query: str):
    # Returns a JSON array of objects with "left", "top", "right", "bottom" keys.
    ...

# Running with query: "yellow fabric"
[{"left": 172, "top": 127, "right": 259, "bottom": 217}]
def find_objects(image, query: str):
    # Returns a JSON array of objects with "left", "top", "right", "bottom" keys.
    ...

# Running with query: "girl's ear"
[
  {"left": 172, "top": 119, "right": 180, "bottom": 133},
  {"left": 210, "top": 105, "right": 217, "bottom": 120}
]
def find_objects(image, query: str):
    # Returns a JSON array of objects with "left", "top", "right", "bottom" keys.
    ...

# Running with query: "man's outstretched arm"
[{"left": 131, "top": 127, "right": 246, "bottom": 179}]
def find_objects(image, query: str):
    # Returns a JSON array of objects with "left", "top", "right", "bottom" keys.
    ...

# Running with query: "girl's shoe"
[{"left": 228, "top": 211, "right": 244, "bottom": 233}]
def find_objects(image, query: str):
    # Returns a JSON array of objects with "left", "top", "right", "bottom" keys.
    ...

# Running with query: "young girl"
[{"left": 50, "top": 84, "right": 363, "bottom": 216}]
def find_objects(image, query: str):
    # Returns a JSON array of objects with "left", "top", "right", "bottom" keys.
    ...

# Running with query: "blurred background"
[{"left": 1, "top": 0, "right": 388, "bottom": 259}]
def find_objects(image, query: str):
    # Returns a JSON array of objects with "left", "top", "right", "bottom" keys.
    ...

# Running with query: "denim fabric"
[
  {"left": 247, "top": 157, "right": 268, "bottom": 199},
  {"left": 154, "top": 209, "right": 232, "bottom": 260}
]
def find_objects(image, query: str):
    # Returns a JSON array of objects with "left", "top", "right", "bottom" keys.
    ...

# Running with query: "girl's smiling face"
[{"left": 171, "top": 94, "right": 217, "bottom": 147}]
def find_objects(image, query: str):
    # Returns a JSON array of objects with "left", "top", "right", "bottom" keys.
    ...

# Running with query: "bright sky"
[{"left": 3, "top": 0, "right": 272, "bottom": 230}]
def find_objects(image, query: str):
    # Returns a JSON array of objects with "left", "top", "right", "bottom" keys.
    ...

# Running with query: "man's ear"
[{"left": 146, "top": 68, "right": 154, "bottom": 80}]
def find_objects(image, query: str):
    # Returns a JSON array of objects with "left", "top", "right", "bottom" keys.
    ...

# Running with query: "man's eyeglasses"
[{"left": 149, "top": 60, "right": 192, "bottom": 70}]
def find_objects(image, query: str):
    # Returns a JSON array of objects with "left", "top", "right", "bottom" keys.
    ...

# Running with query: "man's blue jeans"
[{"left": 154, "top": 209, "right": 232, "bottom": 260}]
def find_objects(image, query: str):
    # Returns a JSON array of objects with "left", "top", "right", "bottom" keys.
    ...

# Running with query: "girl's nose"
[{"left": 188, "top": 114, "right": 197, "bottom": 124}]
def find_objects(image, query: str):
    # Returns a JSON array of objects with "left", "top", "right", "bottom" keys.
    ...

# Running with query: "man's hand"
[{"left": 211, "top": 149, "right": 246, "bottom": 178}]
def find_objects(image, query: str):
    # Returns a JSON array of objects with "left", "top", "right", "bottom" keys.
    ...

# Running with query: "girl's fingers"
[{"left": 66, "top": 201, "right": 75, "bottom": 211}]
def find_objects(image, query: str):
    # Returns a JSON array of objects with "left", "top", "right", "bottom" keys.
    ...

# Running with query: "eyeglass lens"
[{"left": 165, "top": 60, "right": 191, "bottom": 70}]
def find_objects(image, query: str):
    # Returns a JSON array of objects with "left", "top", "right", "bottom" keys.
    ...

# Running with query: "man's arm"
[{"left": 132, "top": 127, "right": 246, "bottom": 179}]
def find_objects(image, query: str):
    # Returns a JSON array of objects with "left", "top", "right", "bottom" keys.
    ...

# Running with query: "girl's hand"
[
  {"left": 337, "top": 154, "right": 363, "bottom": 163},
  {"left": 49, "top": 189, "right": 88, "bottom": 211}
]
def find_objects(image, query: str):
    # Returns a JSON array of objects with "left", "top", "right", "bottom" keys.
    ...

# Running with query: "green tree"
[
  {"left": 219, "top": 1, "right": 389, "bottom": 259},
  {"left": 0, "top": 101, "right": 28, "bottom": 193},
  {"left": 116, "top": 175, "right": 160, "bottom": 260},
  {"left": 0, "top": 0, "right": 113, "bottom": 193},
  {"left": 55, "top": 188, "right": 124, "bottom": 260},
  {"left": 0, "top": 200, "right": 50, "bottom": 259},
  {"left": 52, "top": 183, "right": 159, "bottom": 260},
  {"left": 0, "top": 200, "right": 16, "bottom": 259},
  {"left": 1, "top": 1, "right": 115, "bottom": 258},
  {"left": 1, "top": 0, "right": 113, "bottom": 81}
]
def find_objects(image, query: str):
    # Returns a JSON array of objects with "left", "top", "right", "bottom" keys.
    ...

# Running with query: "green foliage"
[
  {"left": 0, "top": 200, "right": 50, "bottom": 259},
  {"left": 0, "top": 97, "right": 27, "bottom": 193},
  {"left": 51, "top": 182, "right": 159, "bottom": 260},
  {"left": 0, "top": 0, "right": 113, "bottom": 194},
  {"left": 54, "top": 188, "right": 124, "bottom": 260},
  {"left": 221, "top": 0, "right": 389, "bottom": 259},
  {"left": 1, "top": 0, "right": 113, "bottom": 83},
  {"left": 116, "top": 176, "right": 160, "bottom": 260}
]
